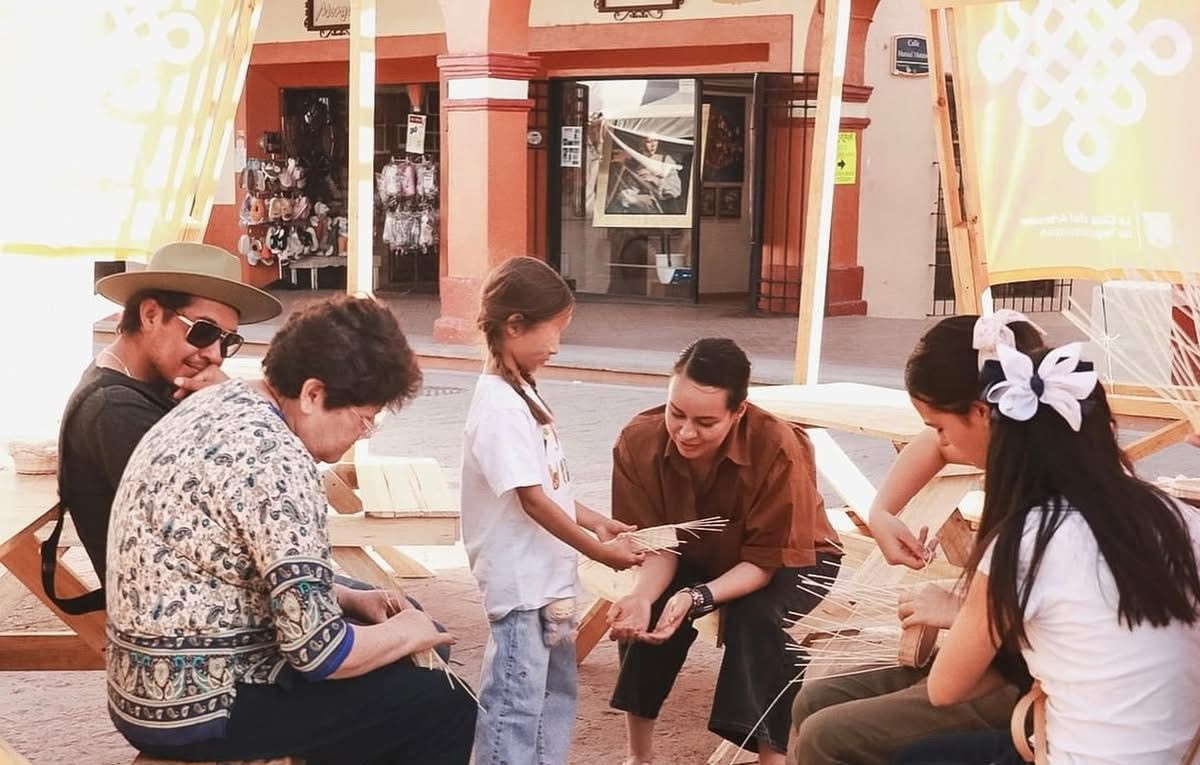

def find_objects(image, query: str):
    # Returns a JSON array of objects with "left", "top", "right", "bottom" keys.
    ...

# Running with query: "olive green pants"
[{"left": 788, "top": 665, "right": 1019, "bottom": 765}]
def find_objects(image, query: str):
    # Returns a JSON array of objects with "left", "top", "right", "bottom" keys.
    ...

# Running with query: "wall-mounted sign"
[
  {"left": 595, "top": 0, "right": 684, "bottom": 21},
  {"left": 893, "top": 35, "right": 929, "bottom": 76},
  {"left": 406, "top": 114, "right": 427, "bottom": 155},
  {"left": 835, "top": 132, "right": 857, "bottom": 185},
  {"left": 305, "top": 0, "right": 349, "bottom": 37}
]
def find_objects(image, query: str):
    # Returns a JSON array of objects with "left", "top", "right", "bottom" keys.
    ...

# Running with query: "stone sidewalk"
[{"left": 97, "top": 289, "right": 1081, "bottom": 386}]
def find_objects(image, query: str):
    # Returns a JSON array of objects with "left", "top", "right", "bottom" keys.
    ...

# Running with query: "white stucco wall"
[{"left": 858, "top": 2, "right": 941, "bottom": 318}]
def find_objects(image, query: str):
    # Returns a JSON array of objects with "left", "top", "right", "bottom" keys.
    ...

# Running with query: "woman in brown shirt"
[{"left": 607, "top": 338, "right": 841, "bottom": 765}]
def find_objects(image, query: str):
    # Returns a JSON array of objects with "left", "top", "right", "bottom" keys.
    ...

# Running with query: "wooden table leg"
[
  {"left": 332, "top": 547, "right": 398, "bottom": 590},
  {"left": 0, "top": 531, "right": 106, "bottom": 653}
]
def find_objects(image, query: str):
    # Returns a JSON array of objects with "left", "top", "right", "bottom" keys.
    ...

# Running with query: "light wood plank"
[
  {"left": 0, "top": 532, "right": 107, "bottom": 653},
  {"left": 322, "top": 467, "right": 362, "bottom": 515},
  {"left": 0, "top": 632, "right": 105, "bottom": 671},
  {"left": 327, "top": 513, "right": 459, "bottom": 547},
  {"left": 793, "top": 0, "right": 852, "bottom": 384},
  {"left": 0, "top": 735, "right": 34, "bottom": 765},
  {"left": 1123, "top": 418, "right": 1193, "bottom": 462},
  {"left": 749, "top": 383, "right": 925, "bottom": 443},
  {"left": 331, "top": 547, "right": 395, "bottom": 591},
  {"left": 808, "top": 429, "right": 876, "bottom": 516},
  {"left": 355, "top": 457, "right": 456, "bottom": 514},
  {"left": 372, "top": 545, "right": 435, "bottom": 579},
  {"left": 346, "top": 0, "right": 377, "bottom": 295},
  {"left": 575, "top": 598, "right": 612, "bottom": 665}
]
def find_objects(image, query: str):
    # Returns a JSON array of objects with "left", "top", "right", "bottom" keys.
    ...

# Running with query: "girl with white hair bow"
[
  {"left": 791, "top": 311, "right": 1046, "bottom": 765},
  {"left": 898, "top": 341, "right": 1200, "bottom": 765}
]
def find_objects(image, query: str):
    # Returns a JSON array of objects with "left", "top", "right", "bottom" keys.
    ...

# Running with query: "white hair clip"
[
  {"left": 972, "top": 309, "right": 1046, "bottom": 368},
  {"left": 984, "top": 343, "right": 1099, "bottom": 431}
]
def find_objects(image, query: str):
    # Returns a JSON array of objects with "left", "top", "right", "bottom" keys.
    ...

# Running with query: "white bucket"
[{"left": 655, "top": 253, "right": 688, "bottom": 284}]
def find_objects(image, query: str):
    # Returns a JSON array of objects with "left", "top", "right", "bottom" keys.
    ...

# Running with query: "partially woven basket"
[{"left": 7, "top": 439, "right": 58, "bottom": 475}]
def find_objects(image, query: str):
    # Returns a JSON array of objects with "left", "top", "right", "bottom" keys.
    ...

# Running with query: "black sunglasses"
[{"left": 176, "top": 314, "right": 245, "bottom": 358}]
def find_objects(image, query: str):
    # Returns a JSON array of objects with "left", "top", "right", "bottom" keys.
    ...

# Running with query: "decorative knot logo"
[{"left": 977, "top": 0, "right": 1191, "bottom": 173}]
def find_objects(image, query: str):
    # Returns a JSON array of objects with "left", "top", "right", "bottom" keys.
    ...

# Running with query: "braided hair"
[{"left": 477, "top": 257, "right": 574, "bottom": 426}]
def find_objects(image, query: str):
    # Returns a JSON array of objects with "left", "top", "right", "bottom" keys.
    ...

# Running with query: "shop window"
[{"left": 554, "top": 78, "right": 699, "bottom": 301}]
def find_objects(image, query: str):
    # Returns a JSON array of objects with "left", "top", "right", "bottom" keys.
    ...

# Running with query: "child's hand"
[
  {"left": 596, "top": 535, "right": 645, "bottom": 570},
  {"left": 597, "top": 517, "right": 636, "bottom": 542},
  {"left": 869, "top": 509, "right": 933, "bottom": 570},
  {"left": 897, "top": 582, "right": 959, "bottom": 630},
  {"left": 608, "top": 593, "right": 651, "bottom": 641}
]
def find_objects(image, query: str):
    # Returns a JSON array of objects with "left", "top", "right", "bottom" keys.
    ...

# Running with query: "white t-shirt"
[
  {"left": 460, "top": 374, "right": 579, "bottom": 621},
  {"left": 980, "top": 501, "right": 1200, "bottom": 765}
]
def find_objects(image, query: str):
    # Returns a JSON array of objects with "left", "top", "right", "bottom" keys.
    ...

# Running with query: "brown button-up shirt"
[{"left": 611, "top": 402, "right": 841, "bottom": 579}]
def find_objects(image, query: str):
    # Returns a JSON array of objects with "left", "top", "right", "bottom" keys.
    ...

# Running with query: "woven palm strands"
[{"left": 1063, "top": 277, "right": 1200, "bottom": 430}]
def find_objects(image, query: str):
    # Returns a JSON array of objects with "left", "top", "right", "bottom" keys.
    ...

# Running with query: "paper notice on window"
[
  {"left": 406, "top": 114, "right": 427, "bottom": 155},
  {"left": 561, "top": 126, "right": 583, "bottom": 168}
]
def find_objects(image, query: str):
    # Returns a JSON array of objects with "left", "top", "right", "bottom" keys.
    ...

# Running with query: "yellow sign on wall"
[{"left": 835, "top": 132, "right": 857, "bottom": 185}]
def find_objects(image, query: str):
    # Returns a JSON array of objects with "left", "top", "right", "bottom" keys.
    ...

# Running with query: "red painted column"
[
  {"left": 788, "top": 0, "right": 881, "bottom": 317},
  {"left": 433, "top": 0, "right": 537, "bottom": 343}
]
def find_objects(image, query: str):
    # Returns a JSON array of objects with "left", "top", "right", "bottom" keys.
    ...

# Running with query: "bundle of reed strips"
[{"left": 1063, "top": 279, "right": 1200, "bottom": 430}]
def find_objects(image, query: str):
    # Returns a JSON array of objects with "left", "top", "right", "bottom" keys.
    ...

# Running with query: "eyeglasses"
[
  {"left": 176, "top": 314, "right": 245, "bottom": 359},
  {"left": 350, "top": 407, "right": 382, "bottom": 439}
]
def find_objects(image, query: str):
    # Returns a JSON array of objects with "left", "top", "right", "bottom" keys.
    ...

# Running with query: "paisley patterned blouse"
[{"left": 105, "top": 379, "right": 353, "bottom": 747}]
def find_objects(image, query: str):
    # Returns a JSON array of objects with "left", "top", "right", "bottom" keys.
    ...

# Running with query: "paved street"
[{"left": 3, "top": 365, "right": 1198, "bottom": 764}]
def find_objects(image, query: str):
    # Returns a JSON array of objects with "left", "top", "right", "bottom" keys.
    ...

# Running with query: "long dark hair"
[
  {"left": 968, "top": 351, "right": 1200, "bottom": 653},
  {"left": 477, "top": 257, "right": 574, "bottom": 426},
  {"left": 906, "top": 315, "right": 1045, "bottom": 413}
]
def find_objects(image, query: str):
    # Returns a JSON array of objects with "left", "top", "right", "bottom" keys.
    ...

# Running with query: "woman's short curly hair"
[{"left": 263, "top": 294, "right": 422, "bottom": 410}]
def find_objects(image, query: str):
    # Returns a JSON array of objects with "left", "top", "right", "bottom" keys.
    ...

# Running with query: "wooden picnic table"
[{"left": 747, "top": 382, "right": 927, "bottom": 444}]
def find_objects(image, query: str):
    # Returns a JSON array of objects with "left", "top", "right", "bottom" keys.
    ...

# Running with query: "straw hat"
[{"left": 96, "top": 242, "right": 282, "bottom": 324}]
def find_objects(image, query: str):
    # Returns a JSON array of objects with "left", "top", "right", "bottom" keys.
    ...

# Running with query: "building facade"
[{"left": 204, "top": 0, "right": 950, "bottom": 336}]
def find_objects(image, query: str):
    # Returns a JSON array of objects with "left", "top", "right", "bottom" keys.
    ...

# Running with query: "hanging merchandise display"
[
  {"left": 377, "top": 155, "right": 440, "bottom": 258},
  {"left": 237, "top": 151, "right": 342, "bottom": 268}
]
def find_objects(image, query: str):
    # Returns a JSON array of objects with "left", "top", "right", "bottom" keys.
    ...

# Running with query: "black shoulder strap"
[
  {"left": 42, "top": 372, "right": 165, "bottom": 615},
  {"left": 40, "top": 503, "right": 106, "bottom": 614}
]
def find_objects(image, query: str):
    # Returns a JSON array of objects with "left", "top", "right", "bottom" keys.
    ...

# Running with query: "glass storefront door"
[{"left": 551, "top": 77, "right": 700, "bottom": 301}]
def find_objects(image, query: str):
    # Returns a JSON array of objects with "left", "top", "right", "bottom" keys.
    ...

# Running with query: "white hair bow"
[
  {"left": 984, "top": 343, "right": 1099, "bottom": 431},
  {"left": 972, "top": 309, "right": 1045, "bottom": 368}
]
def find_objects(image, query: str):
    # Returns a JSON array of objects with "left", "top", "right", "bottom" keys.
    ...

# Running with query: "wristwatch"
[{"left": 684, "top": 583, "right": 716, "bottom": 619}]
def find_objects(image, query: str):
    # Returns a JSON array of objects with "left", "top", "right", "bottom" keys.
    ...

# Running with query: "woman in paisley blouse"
[{"left": 105, "top": 295, "right": 476, "bottom": 765}]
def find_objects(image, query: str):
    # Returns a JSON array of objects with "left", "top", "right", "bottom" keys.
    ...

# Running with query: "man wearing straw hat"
[{"left": 43, "top": 242, "right": 281, "bottom": 615}]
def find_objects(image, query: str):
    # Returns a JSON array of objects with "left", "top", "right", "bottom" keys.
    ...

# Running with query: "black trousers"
[
  {"left": 891, "top": 729, "right": 1024, "bottom": 765},
  {"left": 610, "top": 554, "right": 839, "bottom": 753},
  {"left": 132, "top": 659, "right": 477, "bottom": 765}
]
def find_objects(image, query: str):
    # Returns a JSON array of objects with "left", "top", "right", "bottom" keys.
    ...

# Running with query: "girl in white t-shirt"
[
  {"left": 462, "top": 256, "right": 645, "bottom": 765},
  {"left": 903, "top": 342, "right": 1200, "bottom": 765}
]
